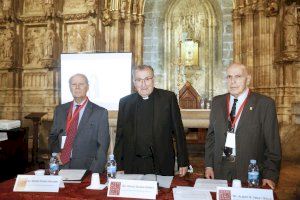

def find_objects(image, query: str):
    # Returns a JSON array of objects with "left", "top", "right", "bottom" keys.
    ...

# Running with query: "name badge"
[
  {"left": 225, "top": 132, "right": 235, "bottom": 149},
  {"left": 61, "top": 136, "right": 66, "bottom": 149}
]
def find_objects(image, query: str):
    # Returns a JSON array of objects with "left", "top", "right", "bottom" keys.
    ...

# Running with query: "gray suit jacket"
[
  {"left": 205, "top": 92, "right": 281, "bottom": 182},
  {"left": 49, "top": 101, "right": 110, "bottom": 173}
]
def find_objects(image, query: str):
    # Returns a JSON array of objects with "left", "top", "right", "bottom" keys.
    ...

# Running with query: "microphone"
[{"left": 149, "top": 146, "right": 158, "bottom": 187}]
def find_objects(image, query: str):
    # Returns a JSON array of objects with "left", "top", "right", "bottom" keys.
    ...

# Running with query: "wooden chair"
[{"left": 179, "top": 81, "right": 206, "bottom": 144}]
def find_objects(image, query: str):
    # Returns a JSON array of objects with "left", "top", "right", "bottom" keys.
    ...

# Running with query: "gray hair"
[
  {"left": 132, "top": 65, "right": 154, "bottom": 79},
  {"left": 69, "top": 73, "right": 89, "bottom": 85}
]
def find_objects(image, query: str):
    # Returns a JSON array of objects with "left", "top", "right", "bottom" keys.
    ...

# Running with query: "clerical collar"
[{"left": 142, "top": 96, "right": 149, "bottom": 100}]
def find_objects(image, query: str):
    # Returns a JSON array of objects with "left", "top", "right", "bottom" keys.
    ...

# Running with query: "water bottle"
[
  {"left": 248, "top": 159, "right": 259, "bottom": 187},
  {"left": 49, "top": 153, "right": 59, "bottom": 175},
  {"left": 107, "top": 154, "right": 117, "bottom": 180}
]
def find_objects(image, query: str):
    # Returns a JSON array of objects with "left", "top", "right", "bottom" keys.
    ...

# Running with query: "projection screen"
[{"left": 61, "top": 53, "right": 132, "bottom": 110}]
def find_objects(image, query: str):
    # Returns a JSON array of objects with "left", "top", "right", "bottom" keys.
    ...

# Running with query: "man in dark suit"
[
  {"left": 114, "top": 65, "right": 189, "bottom": 176},
  {"left": 49, "top": 73, "right": 110, "bottom": 173},
  {"left": 205, "top": 63, "right": 281, "bottom": 189}
]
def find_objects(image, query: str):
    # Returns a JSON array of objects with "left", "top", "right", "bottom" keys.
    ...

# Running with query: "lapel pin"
[{"left": 250, "top": 107, "right": 253, "bottom": 111}]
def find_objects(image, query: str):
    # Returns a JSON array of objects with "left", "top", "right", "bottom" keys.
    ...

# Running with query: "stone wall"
[
  {"left": 143, "top": 0, "right": 233, "bottom": 98},
  {"left": 0, "top": 0, "right": 146, "bottom": 153}
]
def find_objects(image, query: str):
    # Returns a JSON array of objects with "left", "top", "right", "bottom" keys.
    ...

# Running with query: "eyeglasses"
[{"left": 134, "top": 76, "right": 153, "bottom": 85}]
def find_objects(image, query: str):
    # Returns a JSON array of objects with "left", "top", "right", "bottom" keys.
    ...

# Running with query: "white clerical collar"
[{"left": 142, "top": 96, "right": 149, "bottom": 100}]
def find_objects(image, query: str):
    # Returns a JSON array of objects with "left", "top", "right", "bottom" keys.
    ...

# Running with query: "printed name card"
[
  {"left": 107, "top": 179, "right": 158, "bottom": 199},
  {"left": 0, "top": 132, "right": 8, "bottom": 142},
  {"left": 217, "top": 186, "right": 274, "bottom": 200},
  {"left": 13, "top": 175, "right": 62, "bottom": 193}
]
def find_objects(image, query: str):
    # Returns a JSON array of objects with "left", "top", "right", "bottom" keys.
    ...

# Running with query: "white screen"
[{"left": 61, "top": 53, "right": 132, "bottom": 110}]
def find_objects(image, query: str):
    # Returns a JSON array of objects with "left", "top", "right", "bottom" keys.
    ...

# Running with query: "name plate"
[
  {"left": 217, "top": 186, "right": 274, "bottom": 200},
  {"left": 107, "top": 179, "right": 158, "bottom": 199},
  {"left": 13, "top": 175, "right": 62, "bottom": 193}
]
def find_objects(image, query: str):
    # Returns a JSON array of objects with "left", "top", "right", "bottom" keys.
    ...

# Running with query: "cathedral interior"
[{"left": 0, "top": 0, "right": 299, "bottom": 199}]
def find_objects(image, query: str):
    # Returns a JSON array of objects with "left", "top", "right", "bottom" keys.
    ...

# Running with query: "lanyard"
[
  {"left": 226, "top": 90, "right": 250, "bottom": 129},
  {"left": 65, "top": 98, "right": 88, "bottom": 133}
]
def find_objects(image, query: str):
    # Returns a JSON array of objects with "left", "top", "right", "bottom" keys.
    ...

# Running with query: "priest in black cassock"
[{"left": 114, "top": 65, "right": 189, "bottom": 176}]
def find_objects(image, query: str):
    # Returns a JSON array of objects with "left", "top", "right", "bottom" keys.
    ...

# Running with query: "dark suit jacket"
[
  {"left": 205, "top": 92, "right": 281, "bottom": 182},
  {"left": 49, "top": 101, "right": 110, "bottom": 173},
  {"left": 114, "top": 88, "right": 189, "bottom": 175}
]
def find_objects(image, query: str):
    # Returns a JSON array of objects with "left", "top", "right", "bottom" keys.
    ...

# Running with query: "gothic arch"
[{"left": 164, "top": 0, "right": 223, "bottom": 98}]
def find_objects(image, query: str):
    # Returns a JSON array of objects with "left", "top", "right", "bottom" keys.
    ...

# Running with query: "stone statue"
[
  {"left": 0, "top": 33, "right": 4, "bottom": 59},
  {"left": 43, "top": 0, "right": 55, "bottom": 18},
  {"left": 85, "top": 0, "right": 96, "bottom": 14},
  {"left": 86, "top": 19, "right": 96, "bottom": 52},
  {"left": 44, "top": 22, "right": 55, "bottom": 58},
  {"left": 283, "top": 2, "right": 298, "bottom": 52},
  {"left": 3, "top": 27, "right": 15, "bottom": 60},
  {"left": 3, "top": 0, "right": 12, "bottom": 19},
  {"left": 102, "top": 9, "right": 112, "bottom": 26},
  {"left": 120, "top": 0, "right": 127, "bottom": 19}
]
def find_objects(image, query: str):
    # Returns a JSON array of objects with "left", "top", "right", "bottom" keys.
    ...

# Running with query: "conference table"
[{"left": 0, "top": 173, "right": 276, "bottom": 200}]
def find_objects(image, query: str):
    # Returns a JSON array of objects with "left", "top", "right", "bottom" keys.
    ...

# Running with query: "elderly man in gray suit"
[
  {"left": 49, "top": 73, "right": 110, "bottom": 173},
  {"left": 205, "top": 63, "right": 281, "bottom": 189}
]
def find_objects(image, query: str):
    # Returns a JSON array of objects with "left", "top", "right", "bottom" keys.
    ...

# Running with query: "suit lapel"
[
  {"left": 236, "top": 92, "right": 255, "bottom": 133},
  {"left": 77, "top": 101, "right": 92, "bottom": 134},
  {"left": 63, "top": 103, "right": 71, "bottom": 131},
  {"left": 220, "top": 94, "right": 229, "bottom": 142}
]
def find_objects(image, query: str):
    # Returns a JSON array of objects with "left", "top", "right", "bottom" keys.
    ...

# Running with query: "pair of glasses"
[{"left": 134, "top": 76, "right": 153, "bottom": 84}]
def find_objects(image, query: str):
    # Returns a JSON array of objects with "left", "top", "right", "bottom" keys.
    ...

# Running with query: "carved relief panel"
[
  {"left": 23, "top": 0, "right": 44, "bottom": 15},
  {"left": 63, "top": 0, "right": 87, "bottom": 14},
  {"left": 63, "top": 19, "right": 96, "bottom": 53},
  {"left": 165, "top": 0, "right": 221, "bottom": 99},
  {"left": 0, "top": 24, "right": 15, "bottom": 68},
  {"left": 23, "top": 26, "right": 47, "bottom": 67}
]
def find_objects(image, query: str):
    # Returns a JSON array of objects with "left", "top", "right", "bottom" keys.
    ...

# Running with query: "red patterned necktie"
[{"left": 60, "top": 105, "right": 80, "bottom": 165}]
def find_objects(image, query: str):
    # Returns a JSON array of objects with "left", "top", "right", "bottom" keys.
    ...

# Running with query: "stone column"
[
  {"left": 232, "top": 8, "right": 242, "bottom": 63},
  {"left": 244, "top": 3, "right": 254, "bottom": 88}
]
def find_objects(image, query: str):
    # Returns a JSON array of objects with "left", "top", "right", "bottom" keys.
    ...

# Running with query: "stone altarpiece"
[
  {"left": 0, "top": 0, "right": 146, "bottom": 152},
  {"left": 164, "top": 0, "right": 222, "bottom": 100}
]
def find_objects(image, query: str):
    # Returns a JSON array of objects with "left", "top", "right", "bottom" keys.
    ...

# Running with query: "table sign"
[
  {"left": 194, "top": 178, "right": 228, "bottom": 192},
  {"left": 0, "top": 132, "right": 8, "bottom": 141},
  {"left": 13, "top": 175, "right": 62, "bottom": 192},
  {"left": 217, "top": 186, "right": 274, "bottom": 200},
  {"left": 107, "top": 179, "right": 157, "bottom": 199}
]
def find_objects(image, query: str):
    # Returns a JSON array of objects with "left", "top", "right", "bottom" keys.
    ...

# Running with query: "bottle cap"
[{"left": 250, "top": 159, "right": 256, "bottom": 164}]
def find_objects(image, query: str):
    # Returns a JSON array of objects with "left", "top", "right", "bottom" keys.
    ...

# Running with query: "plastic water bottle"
[
  {"left": 248, "top": 159, "right": 259, "bottom": 187},
  {"left": 107, "top": 154, "right": 117, "bottom": 180},
  {"left": 49, "top": 153, "right": 59, "bottom": 175}
]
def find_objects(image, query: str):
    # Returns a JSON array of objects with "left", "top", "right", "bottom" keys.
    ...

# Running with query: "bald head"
[{"left": 226, "top": 63, "right": 251, "bottom": 98}]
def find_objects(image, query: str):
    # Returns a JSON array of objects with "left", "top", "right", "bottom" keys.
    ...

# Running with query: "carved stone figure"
[
  {"left": 43, "top": 0, "right": 55, "bottom": 17},
  {"left": 120, "top": 0, "right": 127, "bottom": 19},
  {"left": 85, "top": 0, "right": 96, "bottom": 14},
  {"left": 283, "top": 2, "right": 298, "bottom": 52},
  {"left": 44, "top": 22, "right": 55, "bottom": 58},
  {"left": 102, "top": 9, "right": 112, "bottom": 26},
  {"left": 3, "top": 27, "right": 15, "bottom": 60},
  {"left": 3, "top": 0, "right": 12, "bottom": 19},
  {"left": 86, "top": 19, "right": 96, "bottom": 51}
]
